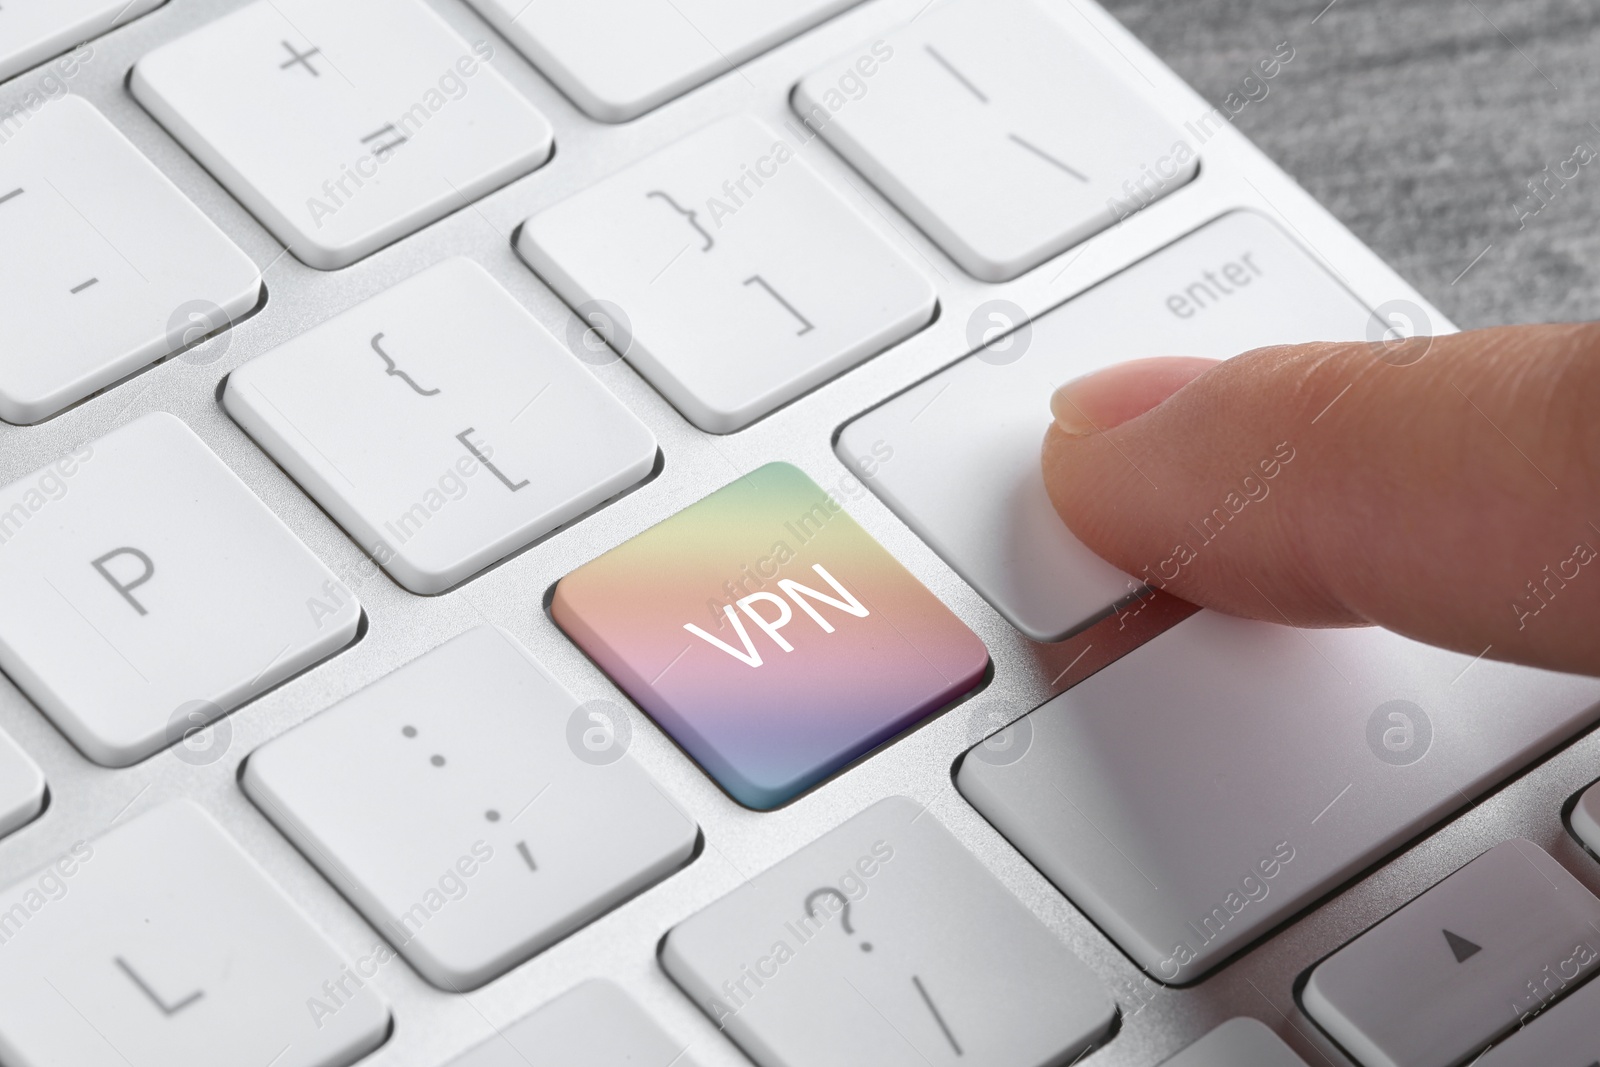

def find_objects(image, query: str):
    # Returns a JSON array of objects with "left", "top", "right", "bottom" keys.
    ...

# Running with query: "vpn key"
[{"left": 553, "top": 463, "right": 988, "bottom": 809}]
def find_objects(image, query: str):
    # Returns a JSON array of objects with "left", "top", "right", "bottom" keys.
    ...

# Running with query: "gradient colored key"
[{"left": 553, "top": 463, "right": 989, "bottom": 809}]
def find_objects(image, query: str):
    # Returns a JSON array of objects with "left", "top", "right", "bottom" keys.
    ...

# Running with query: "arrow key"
[
  {"left": 1304, "top": 839, "right": 1600, "bottom": 1067},
  {"left": 1478, "top": 949, "right": 1600, "bottom": 1064},
  {"left": 1442, "top": 928, "right": 1482, "bottom": 964}
]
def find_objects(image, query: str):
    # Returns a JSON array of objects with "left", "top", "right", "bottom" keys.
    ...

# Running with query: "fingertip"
[
  {"left": 1039, "top": 422, "right": 1080, "bottom": 515},
  {"left": 1050, "top": 356, "right": 1222, "bottom": 436}
]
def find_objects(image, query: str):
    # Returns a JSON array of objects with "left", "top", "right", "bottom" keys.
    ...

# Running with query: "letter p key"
[{"left": 92, "top": 547, "right": 156, "bottom": 616}]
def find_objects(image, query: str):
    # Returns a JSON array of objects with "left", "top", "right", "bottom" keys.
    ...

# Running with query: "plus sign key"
[
  {"left": 130, "top": 0, "right": 553, "bottom": 269},
  {"left": 552, "top": 464, "right": 989, "bottom": 809}
]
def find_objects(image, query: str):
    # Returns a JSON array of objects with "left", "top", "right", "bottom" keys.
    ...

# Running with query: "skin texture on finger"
[{"left": 1041, "top": 323, "right": 1600, "bottom": 675}]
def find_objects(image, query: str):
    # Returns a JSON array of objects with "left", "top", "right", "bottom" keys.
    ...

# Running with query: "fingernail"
[
  {"left": 1050, "top": 356, "right": 1222, "bottom": 437},
  {"left": 1049, "top": 378, "right": 1106, "bottom": 436}
]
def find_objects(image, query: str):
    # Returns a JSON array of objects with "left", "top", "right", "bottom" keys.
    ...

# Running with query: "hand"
[{"left": 1040, "top": 323, "right": 1600, "bottom": 675}]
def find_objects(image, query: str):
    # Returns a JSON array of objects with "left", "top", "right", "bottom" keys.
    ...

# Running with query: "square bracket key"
[
  {"left": 225, "top": 257, "right": 658, "bottom": 595},
  {"left": 518, "top": 115, "right": 936, "bottom": 433}
]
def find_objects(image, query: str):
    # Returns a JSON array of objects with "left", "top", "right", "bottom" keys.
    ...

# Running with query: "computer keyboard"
[{"left": 2, "top": 1, "right": 1598, "bottom": 1066}]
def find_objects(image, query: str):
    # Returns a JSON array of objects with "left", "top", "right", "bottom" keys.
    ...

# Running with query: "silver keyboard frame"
[{"left": 4, "top": 1, "right": 1598, "bottom": 1064}]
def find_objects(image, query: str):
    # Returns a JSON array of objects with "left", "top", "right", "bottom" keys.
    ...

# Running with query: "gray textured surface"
[{"left": 1103, "top": 0, "right": 1600, "bottom": 327}]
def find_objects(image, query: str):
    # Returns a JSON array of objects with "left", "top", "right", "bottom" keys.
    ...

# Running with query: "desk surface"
[{"left": 1105, "top": 0, "right": 1600, "bottom": 329}]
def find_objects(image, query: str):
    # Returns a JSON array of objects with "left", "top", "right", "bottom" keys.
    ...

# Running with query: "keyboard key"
[
  {"left": 0, "top": 801, "right": 389, "bottom": 1067},
  {"left": 0, "top": 1, "right": 163, "bottom": 83},
  {"left": 225, "top": 258, "right": 657, "bottom": 595},
  {"left": 1477, "top": 956, "right": 1600, "bottom": 1065},
  {"left": 1569, "top": 779, "right": 1600, "bottom": 856},
  {"left": 447, "top": 979, "right": 696, "bottom": 1066},
  {"left": 956, "top": 611, "right": 1600, "bottom": 984},
  {"left": 1304, "top": 839, "right": 1600, "bottom": 1067},
  {"left": 244, "top": 625, "right": 697, "bottom": 990},
  {"left": 1160, "top": 1019, "right": 1309, "bottom": 1067},
  {"left": 0, "top": 725, "right": 45, "bottom": 839},
  {"left": 0, "top": 413, "right": 360, "bottom": 767},
  {"left": 553, "top": 463, "right": 987, "bottom": 809},
  {"left": 662, "top": 796, "right": 1114, "bottom": 1067},
  {"left": 465, "top": 0, "right": 863, "bottom": 122},
  {"left": 130, "top": 0, "right": 553, "bottom": 270},
  {"left": 838, "top": 210, "right": 1375, "bottom": 642},
  {"left": 0, "top": 97, "right": 261, "bottom": 424},
  {"left": 795, "top": 0, "right": 1197, "bottom": 281},
  {"left": 518, "top": 115, "right": 936, "bottom": 433}
]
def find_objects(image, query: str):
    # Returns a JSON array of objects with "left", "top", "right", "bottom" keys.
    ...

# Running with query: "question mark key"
[{"left": 663, "top": 797, "right": 1114, "bottom": 1066}]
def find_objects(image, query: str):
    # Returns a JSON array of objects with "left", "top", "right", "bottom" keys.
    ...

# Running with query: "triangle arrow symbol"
[{"left": 1443, "top": 929, "right": 1482, "bottom": 963}]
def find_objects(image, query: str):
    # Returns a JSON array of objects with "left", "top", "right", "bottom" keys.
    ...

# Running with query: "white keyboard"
[{"left": 2, "top": 2, "right": 1597, "bottom": 1067}]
